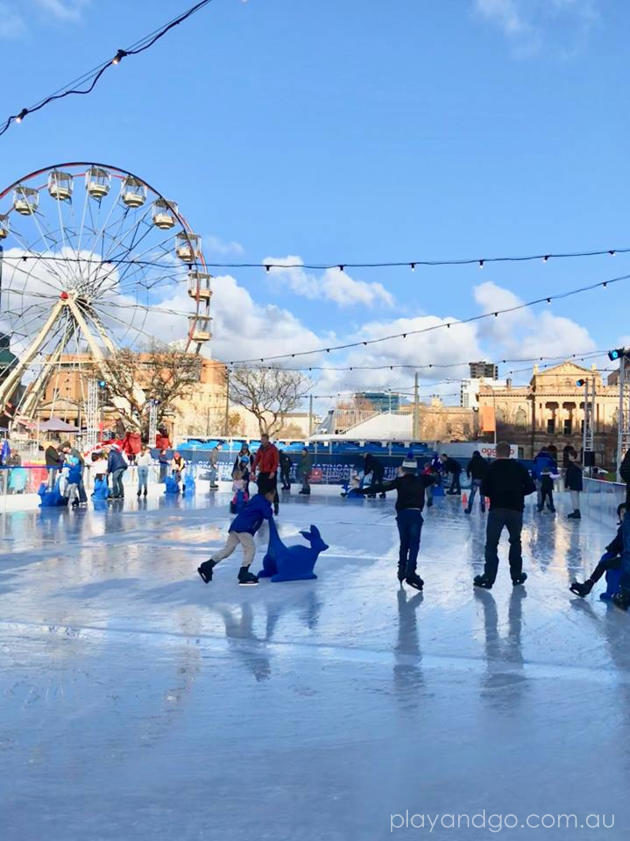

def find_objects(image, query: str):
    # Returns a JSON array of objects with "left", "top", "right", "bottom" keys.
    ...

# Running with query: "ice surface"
[{"left": 1, "top": 488, "right": 629, "bottom": 840}]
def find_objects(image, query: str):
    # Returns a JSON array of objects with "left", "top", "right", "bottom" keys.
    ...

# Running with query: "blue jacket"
[
  {"left": 107, "top": 448, "right": 127, "bottom": 473},
  {"left": 229, "top": 493, "right": 272, "bottom": 535},
  {"left": 532, "top": 451, "right": 557, "bottom": 480},
  {"left": 67, "top": 462, "right": 82, "bottom": 485}
]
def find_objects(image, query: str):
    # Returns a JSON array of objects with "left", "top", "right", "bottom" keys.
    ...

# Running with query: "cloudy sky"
[{"left": 0, "top": 0, "right": 628, "bottom": 405}]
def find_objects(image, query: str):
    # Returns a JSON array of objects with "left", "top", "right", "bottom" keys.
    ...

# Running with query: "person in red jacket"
[{"left": 254, "top": 434, "right": 280, "bottom": 515}]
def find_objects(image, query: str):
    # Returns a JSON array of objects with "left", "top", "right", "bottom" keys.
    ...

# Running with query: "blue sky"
[{"left": 1, "top": 0, "right": 629, "bottom": 401}]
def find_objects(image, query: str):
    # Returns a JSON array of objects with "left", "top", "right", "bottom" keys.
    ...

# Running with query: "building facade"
[{"left": 477, "top": 361, "right": 619, "bottom": 463}]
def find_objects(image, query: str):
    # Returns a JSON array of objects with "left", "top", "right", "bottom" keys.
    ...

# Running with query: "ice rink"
[{"left": 1, "top": 486, "right": 629, "bottom": 840}]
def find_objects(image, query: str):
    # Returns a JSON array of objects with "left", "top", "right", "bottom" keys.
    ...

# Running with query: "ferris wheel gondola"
[{"left": 0, "top": 161, "right": 213, "bottom": 432}]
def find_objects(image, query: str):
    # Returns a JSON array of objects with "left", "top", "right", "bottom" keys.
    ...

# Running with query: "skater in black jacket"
[
  {"left": 473, "top": 442, "right": 536, "bottom": 590},
  {"left": 465, "top": 451, "right": 489, "bottom": 514},
  {"left": 359, "top": 458, "right": 434, "bottom": 590}
]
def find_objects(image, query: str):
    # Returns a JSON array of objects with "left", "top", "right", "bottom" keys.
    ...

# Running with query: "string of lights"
[
  {"left": 0, "top": 244, "right": 629, "bottom": 272},
  {"left": 227, "top": 272, "right": 630, "bottom": 364},
  {"left": 232, "top": 349, "right": 608, "bottom": 374},
  {"left": 0, "top": 0, "right": 215, "bottom": 138}
]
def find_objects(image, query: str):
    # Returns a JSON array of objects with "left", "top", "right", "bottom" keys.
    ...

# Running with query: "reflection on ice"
[{"left": 1, "top": 488, "right": 630, "bottom": 839}]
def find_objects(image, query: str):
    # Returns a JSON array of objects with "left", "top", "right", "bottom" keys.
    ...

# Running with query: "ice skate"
[
  {"left": 238, "top": 567, "right": 259, "bottom": 586},
  {"left": 570, "top": 579, "right": 592, "bottom": 597},
  {"left": 197, "top": 560, "right": 215, "bottom": 583},
  {"left": 612, "top": 591, "right": 630, "bottom": 611},
  {"left": 512, "top": 572, "right": 528, "bottom": 586},
  {"left": 568, "top": 511, "right": 581, "bottom": 519},
  {"left": 405, "top": 573, "right": 424, "bottom": 591},
  {"left": 473, "top": 574, "right": 493, "bottom": 589}
]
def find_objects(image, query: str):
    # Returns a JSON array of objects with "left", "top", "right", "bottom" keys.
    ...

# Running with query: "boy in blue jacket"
[
  {"left": 570, "top": 504, "right": 625, "bottom": 597},
  {"left": 197, "top": 489, "right": 275, "bottom": 586}
]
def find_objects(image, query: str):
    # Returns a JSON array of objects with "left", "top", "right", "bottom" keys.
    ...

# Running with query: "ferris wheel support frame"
[
  {"left": 18, "top": 317, "right": 77, "bottom": 419},
  {"left": 0, "top": 297, "right": 66, "bottom": 414}
]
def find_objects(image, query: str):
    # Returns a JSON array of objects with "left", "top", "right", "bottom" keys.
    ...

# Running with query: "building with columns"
[{"left": 477, "top": 361, "right": 619, "bottom": 463}]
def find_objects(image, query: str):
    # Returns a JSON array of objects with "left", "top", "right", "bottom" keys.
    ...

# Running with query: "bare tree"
[
  {"left": 101, "top": 344, "right": 201, "bottom": 435},
  {"left": 228, "top": 368, "right": 311, "bottom": 437}
]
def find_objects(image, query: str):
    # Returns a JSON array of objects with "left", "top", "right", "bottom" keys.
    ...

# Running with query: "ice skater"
[
  {"left": 465, "top": 450, "right": 489, "bottom": 513},
  {"left": 197, "top": 488, "right": 276, "bottom": 586},
  {"left": 570, "top": 504, "right": 625, "bottom": 598},
  {"left": 358, "top": 457, "right": 434, "bottom": 591},
  {"left": 440, "top": 453, "right": 462, "bottom": 495},
  {"left": 474, "top": 441, "right": 536, "bottom": 589},
  {"left": 565, "top": 451, "right": 583, "bottom": 520},
  {"left": 533, "top": 446, "right": 558, "bottom": 513}
]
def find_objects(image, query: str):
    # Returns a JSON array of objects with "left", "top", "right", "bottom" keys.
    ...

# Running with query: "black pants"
[
  {"left": 449, "top": 472, "right": 461, "bottom": 493},
  {"left": 483, "top": 508, "right": 524, "bottom": 584},
  {"left": 280, "top": 467, "right": 291, "bottom": 488},
  {"left": 258, "top": 472, "right": 279, "bottom": 510},
  {"left": 539, "top": 477, "right": 555, "bottom": 511},
  {"left": 591, "top": 551, "right": 621, "bottom": 583},
  {"left": 396, "top": 509, "right": 423, "bottom": 576}
]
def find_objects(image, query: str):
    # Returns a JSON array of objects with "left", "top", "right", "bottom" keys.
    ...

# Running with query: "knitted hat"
[{"left": 402, "top": 459, "right": 417, "bottom": 470}]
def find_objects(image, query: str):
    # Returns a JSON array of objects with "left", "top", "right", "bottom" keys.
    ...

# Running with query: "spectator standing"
[
  {"left": 209, "top": 443, "right": 222, "bottom": 490},
  {"left": 565, "top": 451, "right": 583, "bottom": 520},
  {"left": 465, "top": 450, "right": 489, "bottom": 514},
  {"left": 158, "top": 448, "right": 170, "bottom": 483},
  {"left": 279, "top": 450, "right": 292, "bottom": 490},
  {"left": 297, "top": 446, "right": 312, "bottom": 495},
  {"left": 45, "top": 441, "right": 63, "bottom": 489},
  {"left": 440, "top": 453, "right": 462, "bottom": 495},
  {"left": 254, "top": 434, "right": 280, "bottom": 515},
  {"left": 62, "top": 441, "right": 87, "bottom": 504},
  {"left": 233, "top": 444, "right": 253, "bottom": 494},
  {"left": 473, "top": 441, "right": 536, "bottom": 589},
  {"left": 136, "top": 445, "right": 152, "bottom": 498},
  {"left": 107, "top": 444, "right": 128, "bottom": 499}
]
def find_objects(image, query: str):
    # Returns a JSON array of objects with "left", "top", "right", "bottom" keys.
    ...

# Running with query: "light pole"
[{"left": 609, "top": 348, "right": 630, "bottom": 479}]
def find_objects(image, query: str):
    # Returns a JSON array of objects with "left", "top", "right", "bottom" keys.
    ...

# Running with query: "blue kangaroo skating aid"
[
  {"left": 164, "top": 475, "right": 180, "bottom": 494},
  {"left": 38, "top": 479, "right": 68, "bottom": 508},
  {"left": 259, "top": 517, "right": 329, "bottom": 582},
  {"left": 601, "top": 567, "right": 622, "bottom": 601},
  {"left": 92, "top": 476, "right": 109, "bottom": 501},
  {"left": 183, "top": 476, "right": 196, "bottom": 497},
  {"left": 432, "top": 484, "right": 445, "bottom": 497}
]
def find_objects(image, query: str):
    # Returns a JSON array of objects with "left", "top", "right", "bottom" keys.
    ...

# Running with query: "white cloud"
[
  {"left": 475, "top": 0, "right": 528, "bottom": 35},
  {"left": 203, "top": 234, "right": 244, "bottom": 257},
  {"left": 473, "top": 0, "right": 599, "bottom": 54},
  {"left": 0, "top": 0, "right": 89, "bottom": 37},
  {"left": 473, "top": 280, "right": 596, "bottom": 359},
  {"left": 264, "top": 256, "right": 395, "bottom": 309},
  {"left": 33, "top": 0, "right": 89, "bottom": 21}
]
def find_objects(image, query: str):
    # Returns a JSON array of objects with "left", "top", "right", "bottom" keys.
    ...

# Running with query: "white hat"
[{"left": 402, "top": 459, "right": 417, "bottom": 469}]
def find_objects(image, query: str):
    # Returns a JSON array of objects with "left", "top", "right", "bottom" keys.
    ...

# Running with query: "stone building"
[{"left": 477, "top": 361, "right": 619, "bottom": 463}]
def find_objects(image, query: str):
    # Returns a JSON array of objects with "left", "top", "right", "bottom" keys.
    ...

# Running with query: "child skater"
[
  {"left": 197, "top": 488, "right": 276, "bottom": 586},
  {"left": 358, "top": 457, "right": 434, "bottom": 590},
  {"left": 570, "top": 504, "right": 625, "bottom": 598},
  {"left": 230, "top": 467, "right": 249, "bottom": 514}
]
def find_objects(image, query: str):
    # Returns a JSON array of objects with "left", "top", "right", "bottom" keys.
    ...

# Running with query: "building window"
[
  {"left": 563, "top": 419, "right": 572, "bottom": 436},
  {"left": 547, "top": 418, "right": 555, "bottom": 434}
]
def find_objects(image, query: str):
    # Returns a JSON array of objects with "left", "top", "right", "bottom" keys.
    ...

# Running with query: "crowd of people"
[{"left": 197, "top": 439, "right": 630, "bottom": 614}]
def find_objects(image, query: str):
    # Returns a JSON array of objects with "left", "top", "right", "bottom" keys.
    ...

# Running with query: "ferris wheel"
[{"left": 0, "top": 162, "right": 212, "bottom": 430}]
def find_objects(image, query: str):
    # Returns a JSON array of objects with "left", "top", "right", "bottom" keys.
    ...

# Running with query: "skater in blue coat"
[{"left": 197, "top": 489, "right": 276, "bottom": 586}]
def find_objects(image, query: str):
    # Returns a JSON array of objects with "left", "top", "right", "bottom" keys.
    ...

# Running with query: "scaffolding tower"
[
  {"left": 148, "top": 400, "right": 158, "bottom": 448},
  {"left": 581, "top": 379, "right": 595, "bottom": 465},
  {"left": 85, "top": 379, "right": 99, "bottom": 451},
  {"left": 617, "top": 356, "right": 630, "bottom": 478}
]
